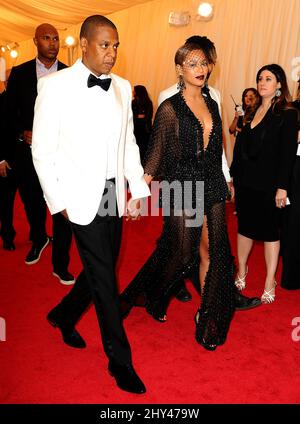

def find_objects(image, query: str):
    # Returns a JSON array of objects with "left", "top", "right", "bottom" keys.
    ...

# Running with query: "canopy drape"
[
  {"left": 0, "top": 0, "right": 151, "bottom": 44},
  {"left": 1, "top": 0, "right": 299, "bottom": 161}
]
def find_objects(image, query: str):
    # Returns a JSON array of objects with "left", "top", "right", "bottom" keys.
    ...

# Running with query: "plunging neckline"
[
  {"left": 200, "top": 118, "right": 214, "bottom": 152},
  {"left": 250, "top": 106, "right": 271, "bottom": 130},
  {"left": 180, "top": 92, "right": 214, "bottom": 151}
]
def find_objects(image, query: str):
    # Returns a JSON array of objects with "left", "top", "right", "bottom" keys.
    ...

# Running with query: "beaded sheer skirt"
[{"left": 120, "top": 91, "right": 236, "bottom": 347}]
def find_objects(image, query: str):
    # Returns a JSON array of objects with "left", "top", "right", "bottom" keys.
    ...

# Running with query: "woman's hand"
[
  {"left": 275, "top": 188, "right": 287, "bottom": 208},
  {"left": 60, "top": 209, "right": 69, "bottom": 220},
  {"left": 23, "top": 130, "right": 32, "bottom": 145},
  {"left": 126, "top": 198, "right": 141, "bottom": 221},
  {"left": 227, "top": 181, "right": 234, "bottom": 201}
]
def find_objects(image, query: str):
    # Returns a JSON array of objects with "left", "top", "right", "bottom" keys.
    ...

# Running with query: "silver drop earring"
[{"left": 275, "top": 88, "right": 281, "bottom": 97}]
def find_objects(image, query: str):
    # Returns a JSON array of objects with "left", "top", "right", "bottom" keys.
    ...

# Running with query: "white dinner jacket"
[
  {"left": 158, "top": 83, "right": 231, "bottom": 182},
  {"left": 32, "top": 59, "right": 150, "bottom": 225}
]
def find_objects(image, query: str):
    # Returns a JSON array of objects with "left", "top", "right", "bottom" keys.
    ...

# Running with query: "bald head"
[
  {"left": 33, "top": 23, "right": 60, "bottom": 66},
  {"left": 35, "top": 23, "right": 58, "bottom": 38}
]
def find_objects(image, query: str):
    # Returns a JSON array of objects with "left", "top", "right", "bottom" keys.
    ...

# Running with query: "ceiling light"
[
  {"left": 10, "top": 49, "right": 18, "bottom": 58},
  {"left": 65, "top": 36, "right": 76, "bottom": 47},
  {"left": 196, "top": 2, "right": 214, "bottom": 21}
]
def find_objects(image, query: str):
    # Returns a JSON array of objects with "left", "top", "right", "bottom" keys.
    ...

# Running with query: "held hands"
[
  {"left": 0, "top": 161, "right": 12, "bottom": 177},
  {"left": 227, "top": 181, "right": 235, "bottom": 201},
  {"left": 275, "top": 188, "right": 287, "bottom": 208},
  {"left": 60, "top": 209, "right": 69, "bottom": 220},
  {"left": 126, "top": 198, "right": 142, "bottom": 221},
  {"left": 23, "top": 130, "right": 32, "bottom": 145}
]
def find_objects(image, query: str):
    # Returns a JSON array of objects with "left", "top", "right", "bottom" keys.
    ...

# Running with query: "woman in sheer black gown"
[{"left": 121, "top": 39, "right": 236, "bottom": 350}]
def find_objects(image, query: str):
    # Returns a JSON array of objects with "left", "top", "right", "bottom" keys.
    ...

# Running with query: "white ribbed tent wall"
[{"left": 0, "top": 0, "right": 299, "bottom": 162}]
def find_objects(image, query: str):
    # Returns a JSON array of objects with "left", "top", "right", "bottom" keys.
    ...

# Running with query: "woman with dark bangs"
[
  {"left": 229, "top": 87, "right": 260, "bottom": 136},
  {"left": 231, "top": 64, "right": 298, "bottom": 303},
  {"left": 132, "top": 85, "right": 153, "bottom": 162}
]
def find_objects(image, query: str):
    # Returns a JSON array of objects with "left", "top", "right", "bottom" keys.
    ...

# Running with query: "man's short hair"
[{"left": 80, "top": 15, "right": 117, "bottom": 39}]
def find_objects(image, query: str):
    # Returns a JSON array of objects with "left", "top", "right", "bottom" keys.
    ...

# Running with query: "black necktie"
[{"left": 87, "top": 74, "right": 112, "bottom": 91}]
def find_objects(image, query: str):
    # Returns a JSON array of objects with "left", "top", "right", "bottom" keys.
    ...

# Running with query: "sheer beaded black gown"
[{"left": 120, "top": 89, "right": 236, "bottom": 348}]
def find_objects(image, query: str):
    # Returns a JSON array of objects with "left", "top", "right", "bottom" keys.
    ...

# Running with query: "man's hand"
[
  {"left": 60, "top": 209, "right": 69, "bottom": 220},
  {"left": 23, "top": 130, "right": 32, "bottom": 146},
  {"left": 0, "top": 161, "right": 12, "bottom": 178},
  {"left": 126, "top": 198, "right": 141, "bottom": 221},
  {"left": 227, "top": 181, "right": 234, "bottom": 201}
]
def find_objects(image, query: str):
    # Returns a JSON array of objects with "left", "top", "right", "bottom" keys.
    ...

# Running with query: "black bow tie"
[{"left": 87, "top": 74, "right": 112, "bottom": 91}]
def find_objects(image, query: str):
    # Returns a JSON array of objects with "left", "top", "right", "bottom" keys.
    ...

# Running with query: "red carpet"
[{"left": 1, "top": 195, "right": 300, "bottom": 404}]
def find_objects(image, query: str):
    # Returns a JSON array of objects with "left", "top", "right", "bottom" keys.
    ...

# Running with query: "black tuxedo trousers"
[
  {"left": 59, "top": 184, "right": 132, "bottom": 364},
  {"left": 0, "top": 168, "right": 17, "bottom": 243}
]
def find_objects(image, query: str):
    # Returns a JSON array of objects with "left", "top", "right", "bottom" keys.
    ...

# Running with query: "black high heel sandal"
[
  {"left": 146, "top": 306, "right": 167, "bottom": 323},
  {"left": 194, "top": 310, "right": 217, "bottom": 351},
  {"left": 199, "top": 339, "right": 217, "bottom": 351}
]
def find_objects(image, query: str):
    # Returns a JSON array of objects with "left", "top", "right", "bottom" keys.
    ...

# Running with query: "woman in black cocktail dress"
[{"left": 231, "top": 64, "right": 298, "bottom": 302}]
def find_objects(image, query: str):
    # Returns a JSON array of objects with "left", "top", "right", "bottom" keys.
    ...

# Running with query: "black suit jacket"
[
  {"left": 230, "top": 107, "right": 298, "bottom": 193},
  {"left": 2, "top": 58, "right": 67, "bottom": 163}
]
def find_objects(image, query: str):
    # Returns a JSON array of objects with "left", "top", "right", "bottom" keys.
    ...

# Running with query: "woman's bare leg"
[
  {"left": 199, "top": 215, "right": 209, "bottom": 293},
  {"left": 237, "top": 233, "right": 254, "bottom": 278}
]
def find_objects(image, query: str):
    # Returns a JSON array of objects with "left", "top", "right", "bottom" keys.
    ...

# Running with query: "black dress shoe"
[
  {"left": 3, "top": 241, "right": 15, "bottom": 251},
  {"left": 146, "top": 306, "right": 167, "bottom": 323},
  {"left": 25, "top": 237, "right": 50, "bottom": 265},
  {"left": 235, "top": 292, "right": 261, "bottom": 311},
  {"left": 47, "top": 308, "right": 86, "bottom": 348},
  {"left": 108, "top": 360, "right": 146, "bottom": 394},
  {"left": 52, "top": 270, "right": 75, "bottom": 285},
  {"left": 176, "top": 285, "right": 192, "bottom": 302}
]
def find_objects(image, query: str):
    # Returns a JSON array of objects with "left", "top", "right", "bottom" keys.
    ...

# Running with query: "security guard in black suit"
[{"left": 4, "top": 23, "right": 74, "bottom": 284}]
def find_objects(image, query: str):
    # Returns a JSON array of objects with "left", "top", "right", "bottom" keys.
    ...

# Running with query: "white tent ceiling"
[{"left": 0, "top": 0, "right": 151, "bottom": 45}]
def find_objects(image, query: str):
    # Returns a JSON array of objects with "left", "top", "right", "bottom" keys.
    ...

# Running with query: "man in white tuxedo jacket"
[{"left": 32, "top": 15, "right": 149, "bottom": 394}]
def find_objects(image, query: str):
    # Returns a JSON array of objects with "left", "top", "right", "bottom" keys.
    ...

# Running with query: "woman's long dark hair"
[
  {"left": 241, "top": 87, "right": 259, "bottom": 110},
  {"left": 241, "top": 88, "right": 260, "bottom": 125},
  {"left": 133, "top": 85, "right": 152, "bottom": 109},
  {"left": 256, "top": 64, "right": 292, "bottom": 113}
]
